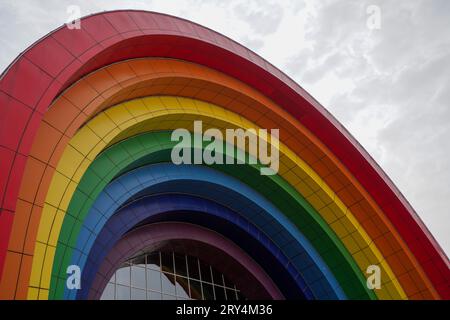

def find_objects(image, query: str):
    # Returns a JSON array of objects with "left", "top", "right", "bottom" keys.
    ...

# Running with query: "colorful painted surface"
[{"left": 0, "top": 10, "right": 448, "bottom": 300}]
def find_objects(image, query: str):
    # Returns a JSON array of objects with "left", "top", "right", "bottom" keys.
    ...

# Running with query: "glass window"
[
  {"left": 100, "top": 283, "right": 114, "bottom": 300},
  {"left": 146, "top": 252, "right": 160, "bottom": 270},
  {"left": 131, "top": 266, "right": 146, "bottom": 289},
  {"left": 187, "top": 256, "right": 200, "bottom": 280},
  {"left": 147, "top": 291, "right": 162, "bottom": 300},
  {"left": 161, "top": 272, "right": 176, "bottom": 296},
  {"left": 226, "top": 288, "right": 237, "bottom": 301},
  {"left": 224, "top": 275, "right": 234, "bottom": 288},
  {"left": 214, "top": 285, "right": 226, "bottom": 300},
  {"left": 116, "top": 284, "right": 130, "bottom": 300},
  {"left": 202, "top": 282, "right": 215, "bottom": 300},
  {"left": 175, "top": 276, "right": 190, "bottom": 299},
  {"left": 162, "top": 294, "right": 176, "bottom": 300},
  {"left": 131, "top": 288, "right": 146, "bottom": 300},
  {"left": 131, "top": 256, "right": 145, "bottom": 267},
  {"left": 212, "top": 269, "right": 224, "bottom": 286},
  {"left": 108, "top": 273, "right": 116, "bottom": 284},
  {"left": 199, "top": 261, "right": 212, "bottom": 283},
  {"left": 147, "top": 269, "right": 161, "bottom": 292},
  {"left": 161, "top": 251, "right": 174, "bottom": 273},
  {"left": 115, "top": 266, "right": 130, "bottom": 286},
  {"left": 174, "top": 253, "right": 187, "bottom": 277},
  {"left": 100, "top": 250, "right": 246, "bottom": 301},
  {"left": 189, "top": 279, "right": 202, "bottom": 300}
]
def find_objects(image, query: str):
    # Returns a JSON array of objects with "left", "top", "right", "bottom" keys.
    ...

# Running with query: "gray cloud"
[
  {"left": 233, "top": 0, "right": 284, "bottom": 35},
  {"left": 239, "top": 35, "right": 265, "bottom": 52},
  {"left": 285, "top": 0, "right": 450, "bottom": 253}
]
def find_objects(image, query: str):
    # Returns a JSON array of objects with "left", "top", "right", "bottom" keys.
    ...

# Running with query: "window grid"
[{"left": 101, "top": 251, "right": 243, "bottom": 300}]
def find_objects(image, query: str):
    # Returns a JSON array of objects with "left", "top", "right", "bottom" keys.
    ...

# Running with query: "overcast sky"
[{"left": 0, "top": 0, "right": 449, "bottom": 255}]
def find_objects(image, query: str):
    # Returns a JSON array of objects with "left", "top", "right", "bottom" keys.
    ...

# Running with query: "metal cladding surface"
[{"left": 0, "top": 10, "right": 448, "bottom": 300}]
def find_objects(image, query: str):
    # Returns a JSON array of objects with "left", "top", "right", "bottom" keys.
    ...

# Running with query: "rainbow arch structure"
[{"left": 0, "top": 10, "right": 448, "bottom": 300}]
